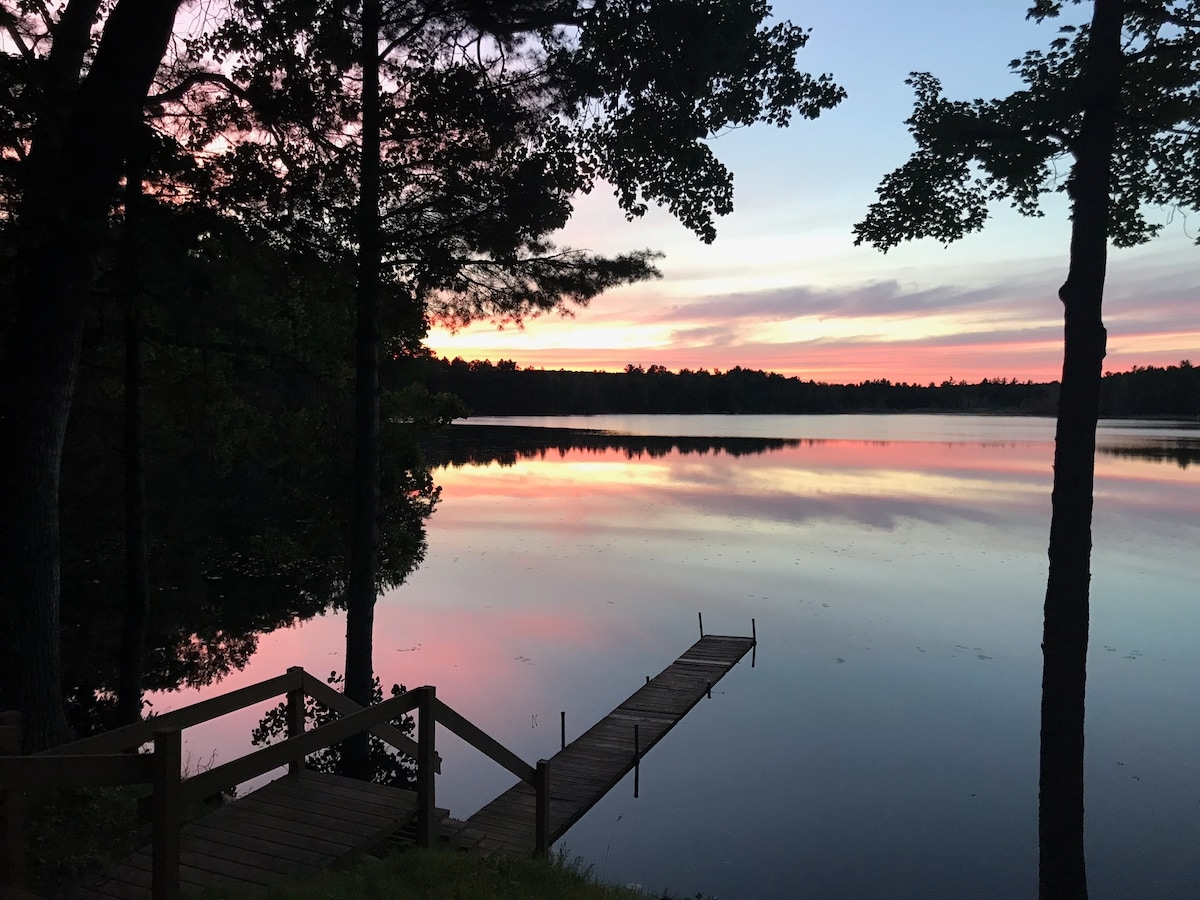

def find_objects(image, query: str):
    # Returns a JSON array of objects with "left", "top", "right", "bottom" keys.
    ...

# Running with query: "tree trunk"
[
  {"left": 1039, "top": 2, "right": 1124, "bottom": 897},
  {"left": 342, "top": 0, "right": 383, "bottom": 779},
  {"left": 117, "top": 132, "right": 151, "bottom": 726},
  {"left": 0, "top": 0, "right": 180, "bottom": 751}
]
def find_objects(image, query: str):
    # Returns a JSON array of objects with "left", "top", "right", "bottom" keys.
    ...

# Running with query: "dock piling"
[
  {"left": 698, "top": 612, "right": 704, "bottom": 638},
  {"left": 633, "top": 724, "right": 640, "bottom": 799},
  {"left": 560, "top": 711, "right": 565, "bottom": 751},
  {"left": 534, "top": 760, "right": 550, "bottom": 857}
]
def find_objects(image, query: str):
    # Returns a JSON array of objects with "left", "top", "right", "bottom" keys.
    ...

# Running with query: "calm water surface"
[{"left": 155, "top": 415, "right": 1200, "bottom": 899}]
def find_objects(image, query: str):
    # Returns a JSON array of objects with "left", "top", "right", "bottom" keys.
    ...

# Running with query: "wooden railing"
[{"left": 0, "top": 667, "right": 550, "bottom": 900}]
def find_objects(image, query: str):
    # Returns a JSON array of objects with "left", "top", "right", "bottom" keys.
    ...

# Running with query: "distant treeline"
[{"left": 399, "top": 358, "right": 1199, "bottom": 418}]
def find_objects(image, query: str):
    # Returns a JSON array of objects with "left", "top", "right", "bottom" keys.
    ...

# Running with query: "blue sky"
[{"left": 427, "top": 1, "right": 1200, "bottom": 382}]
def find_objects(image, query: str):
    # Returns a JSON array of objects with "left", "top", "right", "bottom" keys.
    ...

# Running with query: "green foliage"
[
  {"left": 251, "top": 672, "right": 418, "bottom": 787},
  {"left": 854, "top": 1, "right": 1200, "bottom": 251}
]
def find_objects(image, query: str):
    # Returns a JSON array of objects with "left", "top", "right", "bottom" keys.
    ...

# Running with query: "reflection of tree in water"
[
  {"left": 59, "top": 367, "right": 436, "bottom": 736},
  {"left": 430, "top": 424, "right": 1200, "bottom": 471},
  {"left": 423, "top": 424, "right": 801, "bottom": 468},
  {"left": 60, "top": 464, "right": 434, "bottom": 733},
  {"left": 1098, "top": 441, "right": 1200, "bottom": 469}
]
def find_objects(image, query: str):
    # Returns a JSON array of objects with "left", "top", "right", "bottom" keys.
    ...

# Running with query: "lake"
[{"left": 152, "top": 414, "right": 1200, "bottom": 899}]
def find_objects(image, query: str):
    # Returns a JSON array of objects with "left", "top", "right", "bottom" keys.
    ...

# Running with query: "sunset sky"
[{"left": 427, "top": 0, "right": 1200, "bottom": 384}]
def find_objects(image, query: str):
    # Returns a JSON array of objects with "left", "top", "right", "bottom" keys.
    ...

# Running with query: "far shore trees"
[{"left": 854, "top": 2, "right": 1200, "bottom": 896}]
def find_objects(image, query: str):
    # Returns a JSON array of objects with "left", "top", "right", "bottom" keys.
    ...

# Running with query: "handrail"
[
  {"left": 427, "top": 698, "right": 549, "bottom": 855},
  {"left": 178, "top": 686, "right": 427, "bottom": 805},
  {"left": 2, "top": 666, "right": 554, "bottom": 897},
  {"left": 41, "top": 670, "right": 304, "bottom": 757},
  {"left": 431, "top": 699, "right": 535, "bottom": 784}
]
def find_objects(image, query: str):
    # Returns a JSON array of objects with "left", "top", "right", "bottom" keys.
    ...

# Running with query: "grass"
[{"left": 197, "top": 848, "right": 677, "bottom": 900}]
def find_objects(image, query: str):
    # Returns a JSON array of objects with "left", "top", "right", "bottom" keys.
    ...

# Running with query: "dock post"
[
  {"left": 285, "top": 667, "right": 306, "bottom": 774},
  {"left": 633, "top": 724, "right": 640, "bottom": 799},
  {"left": 151, "top": 728, "right": 182, "bottom": 900},
  {"left": 751, "top": 618, "right": 757, "bottom": 668},
  {"left": 416, "top": 686, "right": 438, "bottom": 848},
  {"left": 534, "top": 760, "right": 550, "bottom": 857},
  {"left": 698, "top": 612, "right": 704, "bottom": 638},
  {"left": 0, "top": 711, "right": 24, "bottom": 891},
  {"left": 560, "top": 711, "right": 565, "bottom": 751},
  {"left": 706, "top": 682, "right": 712, "bottom": 699}
]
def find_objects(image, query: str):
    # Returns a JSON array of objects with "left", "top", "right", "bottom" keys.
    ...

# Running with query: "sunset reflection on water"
[{"left": 150, "top": 416, "right": 1200, "bottom": 900}]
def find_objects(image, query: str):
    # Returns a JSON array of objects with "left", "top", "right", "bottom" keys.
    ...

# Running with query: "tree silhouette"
[
  {"left": 193, "top": 0, "right": 844, "bottom": 776},
  {"left": 0, "top": 0, "right": 843, "bottom": 750},
  {"left": 0, "top": 0, "right": 182, "bottom": 751},
  {"left": 855, "top": 3, "right": 1200, "bottom": 896}
]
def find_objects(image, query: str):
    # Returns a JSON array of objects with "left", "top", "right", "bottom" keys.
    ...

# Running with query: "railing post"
[
  {"left": 416, "top": 687, "right": 437, "bottom": 848},
  {"left": 152, "top": 728, "right": 182, "bottom": 900},
  {"left": 534, "top": 759, "right": 550, "bottom": 857},
  {"left": 0, "top": 711, "right": 24, "bottom": 891},
  {"left": 286, "top": 667, "right": 306, "bottom": 775}
]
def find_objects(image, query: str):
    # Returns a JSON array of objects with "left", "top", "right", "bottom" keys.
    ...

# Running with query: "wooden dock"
[
  {"left": 68, "top": 770, "right": 438, "bottom": 899},
  {"left": 462, "top": 633, "right": 755, "bottom": 856},
  {"left": 2, "top": 632, "right": 755, "bottom": 898}
]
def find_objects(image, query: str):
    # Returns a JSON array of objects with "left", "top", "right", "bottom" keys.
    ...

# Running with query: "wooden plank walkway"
[
  {"left": 462, "top": 633, "right": 755, "bottom": 856},
  {"left": 68, "top": 771, "right": 431, "bottom": 899}
]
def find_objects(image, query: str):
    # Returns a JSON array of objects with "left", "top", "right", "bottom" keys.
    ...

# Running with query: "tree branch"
[
  {"left": 0, "top": 10, "right": 36, "bottom": 63},
  {"left": 148, "top": 71, "right": 252, "bottom": 108}
]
